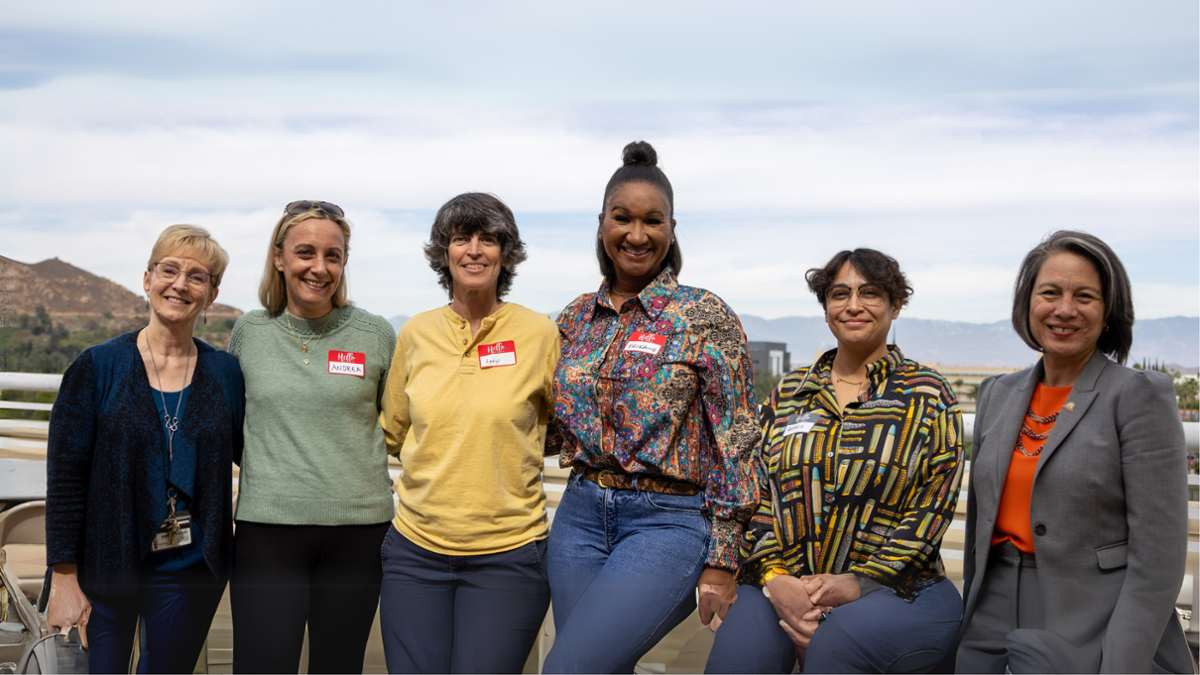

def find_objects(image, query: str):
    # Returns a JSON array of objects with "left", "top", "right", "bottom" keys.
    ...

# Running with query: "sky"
[{"left": 1, "top": 1, "right": 1197, "bottom": 323}]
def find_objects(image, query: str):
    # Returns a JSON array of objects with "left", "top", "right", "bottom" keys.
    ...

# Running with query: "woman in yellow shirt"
[{"left": 379, "top": 192, "right": 558, "bottom": 673}]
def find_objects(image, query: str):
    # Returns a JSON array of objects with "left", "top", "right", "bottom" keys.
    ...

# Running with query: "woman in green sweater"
[{"left": 228, "top": 200, "right": 396, "bottom": 674}]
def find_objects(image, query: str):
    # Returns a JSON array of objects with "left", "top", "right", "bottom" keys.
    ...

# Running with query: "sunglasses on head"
[{"left": 285, "top": 200, "right": 345, "bottom": 218}]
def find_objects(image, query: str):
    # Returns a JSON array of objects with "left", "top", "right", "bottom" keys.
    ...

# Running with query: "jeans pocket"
[
  {"left": 381, "top": 525, "right": 398, "bottom": 570},
  {"left": 527, "top": 538, "right": 549, "bottom": 580}
]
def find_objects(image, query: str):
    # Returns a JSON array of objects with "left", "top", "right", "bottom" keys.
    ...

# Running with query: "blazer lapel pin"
[{"left": 1064, "top": 402, "right": 1075, "bottom": 412}]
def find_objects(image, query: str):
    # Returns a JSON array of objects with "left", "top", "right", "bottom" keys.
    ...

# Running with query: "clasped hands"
[
  {"left": 697, "top": 566, "right": 862, "bottom": 654},
  {"left": 762, "top": 573, "right": 861, "bottom": 652}
]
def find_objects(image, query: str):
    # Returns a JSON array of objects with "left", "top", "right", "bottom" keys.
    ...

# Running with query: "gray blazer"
[{"left": 960, "top": 349, "right": 1192, "bottom": 673}]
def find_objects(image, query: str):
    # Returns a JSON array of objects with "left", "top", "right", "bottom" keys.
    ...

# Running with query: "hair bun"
[{"left": 621, "top": 141, "right": 658, "bottom": 167}]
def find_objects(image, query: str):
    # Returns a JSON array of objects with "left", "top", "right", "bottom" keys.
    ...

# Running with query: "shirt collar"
[
  {"left": 588, "top": 266, "right": 678, "bottom": 321},
  {"left": 807, "top": 345, "right": 905, "bottom": 397}
]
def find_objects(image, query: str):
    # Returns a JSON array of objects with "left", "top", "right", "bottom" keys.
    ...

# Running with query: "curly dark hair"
[
  {"left": 596, "top": 140, "right": 683, "bottom": 283},
  {"left": 424, "top": 193, "right": 528, "bottom": 300},
  {"left": 805, "top": 248, "right": 913, "bottom": 309}
]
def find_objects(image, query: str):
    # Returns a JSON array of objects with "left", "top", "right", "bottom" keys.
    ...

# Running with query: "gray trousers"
[{"left": 956, "top": 542, "right": 1047, "bottom": 673}]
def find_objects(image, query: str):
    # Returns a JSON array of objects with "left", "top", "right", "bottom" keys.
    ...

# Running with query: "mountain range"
[
  {"left": 390, "top": 313, "right": 1198, "bottom": 371},
  {"left": 6, "top": 254, "right": 1190, "bottom": 370}
]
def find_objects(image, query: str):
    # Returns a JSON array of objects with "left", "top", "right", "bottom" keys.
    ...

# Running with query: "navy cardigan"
[{"left": 46, "top": 331, "right": 244, "bottom": 594}]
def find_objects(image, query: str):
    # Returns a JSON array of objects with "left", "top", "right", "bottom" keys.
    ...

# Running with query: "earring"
[{"left": 203, "top": 311, "right": 208, "bottom": 326}]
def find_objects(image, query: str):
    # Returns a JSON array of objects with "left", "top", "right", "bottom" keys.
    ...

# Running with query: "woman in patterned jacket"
[
  {"left": 543, "top": 141, "right": 761, "bottom": 673},
  {"left": 706, "top": 248, "right": 965, "bottom": 674}
]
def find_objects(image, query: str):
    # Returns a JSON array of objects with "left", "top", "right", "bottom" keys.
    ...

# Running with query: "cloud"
[{"left": 0, "top": 1, "right": 1194, "bottom": 323}]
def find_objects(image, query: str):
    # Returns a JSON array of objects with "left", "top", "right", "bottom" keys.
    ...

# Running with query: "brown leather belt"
[{"left": 573, "top": 466, "right": 702, "bottom": 496}]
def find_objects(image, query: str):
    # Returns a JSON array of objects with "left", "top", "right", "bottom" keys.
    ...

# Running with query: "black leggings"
[{"left": 230, "top": 521, "right": 390, "bottom": 674}]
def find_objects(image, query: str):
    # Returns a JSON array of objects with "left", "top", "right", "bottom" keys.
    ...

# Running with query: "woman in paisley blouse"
[
  {"left": 543, "top": 141, "right": 761, "bottom": 673},
  {"left": 705, "top": 248, "right": 964, "bottom": 674}
]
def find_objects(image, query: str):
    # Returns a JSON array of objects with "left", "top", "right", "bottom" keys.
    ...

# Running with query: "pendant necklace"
[
  {"left": 145, "top": 332, "right": 193, "bottom": 462},
  {"left": 286, "top": 310, "right": 334, "bottom": 365}
]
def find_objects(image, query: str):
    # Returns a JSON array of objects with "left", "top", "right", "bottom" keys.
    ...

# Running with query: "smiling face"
[
  {"left": 1029, "top": 251, "right": 1106, "bottom": 370},
  {"left": 143, "top": 254, "right": 218, "bottom": 329},
  {"left": 273, "top": 218, "right": 346, "bottom": 319},
  {"left": 600, "top": 181, "right": 675, "bottom": 294},
  {"left": 824, "top": 261, "right": 900, "bottom": 356},
  {"left": 447, "top": 230, "right": 502, "bottom": 300}
]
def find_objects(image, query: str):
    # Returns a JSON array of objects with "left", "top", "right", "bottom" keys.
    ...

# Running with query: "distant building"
[
  {"left": 748, "top": 341, "right": 790, "bottom": 377},
  {"left": 922, "top": 363, "right": 1023, "bottom": 413}
]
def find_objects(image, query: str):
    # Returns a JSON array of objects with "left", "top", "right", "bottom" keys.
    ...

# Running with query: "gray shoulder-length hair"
[
  {"left": 1011, "top": 230, "right": 1134, "bottom": 364},
  {"left": 424, "top": 193, "right": 528, "bottom": 300}
]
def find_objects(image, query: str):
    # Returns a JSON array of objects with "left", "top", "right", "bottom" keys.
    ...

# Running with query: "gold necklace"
[{"left": 285, "top": 310, "right": 334, "bottom": 365}]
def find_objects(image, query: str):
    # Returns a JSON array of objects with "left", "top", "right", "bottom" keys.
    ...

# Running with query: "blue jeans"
[
  {"left": 544, "top": 471, "right": 710, "bottom": 674},
  {"left": 379, "top": 527, "right": 551, "bottom": 673},
  {"left": 85, "top": 565, "right": 225, "bottom": 674},
  {"left": 706, "top": 578, "right": 962, "bottom": 674}
]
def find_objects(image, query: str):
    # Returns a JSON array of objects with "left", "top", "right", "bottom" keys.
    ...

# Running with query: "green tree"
[
  {"left": 1174, "top": 375, "right": 1198, "bottom": 412},
  {"left": 753, "top": 369, "right": 782, "bottom": 405}
]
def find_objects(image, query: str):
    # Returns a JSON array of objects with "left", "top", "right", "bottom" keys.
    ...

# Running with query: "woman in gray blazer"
[{"left": 955, "top": 230, "right": 1192, "bottom": 674}]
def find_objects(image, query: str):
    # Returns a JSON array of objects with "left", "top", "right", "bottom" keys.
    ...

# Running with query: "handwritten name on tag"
[
  {"left": 623, "top": 332, "right": 667, "bottom": 356},
  {"left": 328, "top": 350, "right": 366, "bottom": 377},
  {"left": 783, "top": 413, "right": 823, "bottom": 436},
  {"left": 479, "top": 340, "right": 517, "bottom": 368}
]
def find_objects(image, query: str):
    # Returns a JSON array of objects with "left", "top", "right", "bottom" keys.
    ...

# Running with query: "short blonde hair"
[
  {"left": 147, "top": 224, "right": 230, "bottom": 288},
  {"left": 258, "top": 208, "right": 353, "bottom": 314}
]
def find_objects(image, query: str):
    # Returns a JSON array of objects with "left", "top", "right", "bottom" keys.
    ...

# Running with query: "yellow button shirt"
[{"left": 381, "top": 302, "right": 559, "bottom": 555}]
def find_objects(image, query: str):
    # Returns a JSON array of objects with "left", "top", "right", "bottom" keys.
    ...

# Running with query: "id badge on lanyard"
[{"left": 151, "top": 488, "right": 194, "bottom": 552}]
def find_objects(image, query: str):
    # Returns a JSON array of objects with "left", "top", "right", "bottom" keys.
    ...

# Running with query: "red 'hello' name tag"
[
  {"left": 327, "top": 350, "right": 366, "bottom": 377},
  {"left": 479, "top": 341, "right": 517, "bottom": 369},
  {"left": 623, "top": 332, "right": 667, "bottom": 356}
]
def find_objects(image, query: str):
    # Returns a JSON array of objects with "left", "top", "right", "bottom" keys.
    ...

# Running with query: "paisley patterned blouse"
[
  {"left": 548, "top": 267, "right": 761, "bottom": 570},
  {"left": 739, "top": 347, "right": 964, "bottom": 599}
]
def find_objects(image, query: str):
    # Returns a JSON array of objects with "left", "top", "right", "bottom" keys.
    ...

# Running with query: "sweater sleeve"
[
  {"left": 226, "top": 355, "right": 246, "bottom": 467},
  {"left": 45, "top": 350, "right": 98, "bottom": 566},
  {"left": 376, "top": 317, "right": 398, "bottom": 413},
  {"left": 380, "top": 329, "right": 410, "bottom": 456}
]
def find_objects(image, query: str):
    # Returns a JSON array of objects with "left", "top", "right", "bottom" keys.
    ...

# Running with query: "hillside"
[{"left": 0, "top": 255, "right": 241, "bottom": 327}]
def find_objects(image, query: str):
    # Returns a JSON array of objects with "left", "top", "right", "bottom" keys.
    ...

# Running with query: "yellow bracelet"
[{"left": 760, "top": 567, "right": 790, "bottom": 585}]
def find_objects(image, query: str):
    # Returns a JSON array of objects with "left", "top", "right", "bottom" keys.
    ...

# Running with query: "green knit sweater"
[{"left": 229, "top": 306, "right": 396, "bottom": 525}]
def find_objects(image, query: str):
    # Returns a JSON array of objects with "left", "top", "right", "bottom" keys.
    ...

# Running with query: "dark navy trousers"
[
  {"left": 379, "top": 526, "right": 551, "bottom": 674},
  {"left": 85, "top": 565, "right": 225, "bottom": 674},
  {"left": 706, "top": 578, "right": 962, "bottom": 674}
]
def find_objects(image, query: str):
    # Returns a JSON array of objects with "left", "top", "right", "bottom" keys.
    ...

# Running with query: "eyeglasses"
[
  {"left": 285, "top": 200, "right": 344, "bottom": 218},
  {"left": 825, "top": 284, "right": 887, "bottom": 308},
  {"left": 151, "top": 262, "right": 212, "bottom": 288}
]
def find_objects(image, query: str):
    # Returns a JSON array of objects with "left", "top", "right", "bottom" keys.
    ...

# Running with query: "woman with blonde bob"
[
  {"left": 228, "top": 201, "right": 396, "bottom": 674},
  {"left": 46, "top": 225, "right": 243, "bottom": 673}
]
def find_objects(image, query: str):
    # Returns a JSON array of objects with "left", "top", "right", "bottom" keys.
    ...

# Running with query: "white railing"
[{"left": 3, "top": 372, "right": 1200, "bottom": 646}]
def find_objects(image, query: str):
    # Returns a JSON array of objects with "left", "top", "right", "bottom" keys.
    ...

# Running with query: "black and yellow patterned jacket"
[{"left": 739, "top": 346, "right": 964, "bottom": 600}]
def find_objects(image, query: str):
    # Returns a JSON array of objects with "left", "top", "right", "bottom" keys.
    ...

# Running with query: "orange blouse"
[{"left": 991, "top": 383, "right": 1072, "bottom": 553}]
